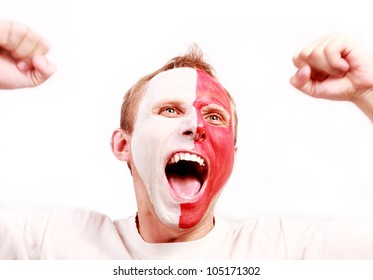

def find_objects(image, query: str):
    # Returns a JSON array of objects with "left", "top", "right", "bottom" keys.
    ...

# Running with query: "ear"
[{"left": 111, "top": 128, "right": 131, "bottom": 162}]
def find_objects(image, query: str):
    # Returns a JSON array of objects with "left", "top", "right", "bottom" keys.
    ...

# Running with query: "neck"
[{"left": 136, "top": 208, "right": 215, "bottom": 243}]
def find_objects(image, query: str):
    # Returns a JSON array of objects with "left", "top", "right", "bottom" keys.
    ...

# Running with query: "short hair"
[{"left": 120, "top": 44, "right": 238, "bottom": 145}]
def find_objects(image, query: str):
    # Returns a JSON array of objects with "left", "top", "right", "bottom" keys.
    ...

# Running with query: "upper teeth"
[{"left": 169, "top": 152, "right": 205, "bottom": 166}]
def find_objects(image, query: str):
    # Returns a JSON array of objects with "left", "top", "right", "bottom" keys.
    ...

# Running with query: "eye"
[
  {"left": 159, "top": 107, "right": 183, "bottom": 118},
  {"left": 165, "top": 108, "right": 176, "bottom": 114},
  {"left": 205, "top": 113, "right": 226, "bottom": 125},
  {"left": 209, "top": 115, "right": 220, "bottom": 121},
  {"left": 201, "top": 104, "right": 230, "bottom": 127}
]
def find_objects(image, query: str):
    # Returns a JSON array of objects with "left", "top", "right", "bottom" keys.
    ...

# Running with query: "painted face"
[{"left": 131, "top": 67, "right": 235, "bottom": 228}]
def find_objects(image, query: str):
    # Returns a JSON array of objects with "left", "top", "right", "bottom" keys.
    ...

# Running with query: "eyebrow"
[
  {"left": 152, "top": 99, "right": 187, "bottom": 110},
  {"left": 196, "top": 92, "right": 231, "bottom": 110}
]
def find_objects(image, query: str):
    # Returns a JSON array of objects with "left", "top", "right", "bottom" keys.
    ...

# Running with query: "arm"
[
  {"left": 0, "top": 20, "right": 56, "bottom": 259},
  {"left": 290, "top": 34, "right": 373, "bottom": 122},
  {"left": 0, "top": 209, "right": 51, "bottom": 259},
  {"left": 0, "top": 19, "right": 56, "bottom": 89},
  {"left": 288, "top": 35, "right": 373, "bottom": 259}
]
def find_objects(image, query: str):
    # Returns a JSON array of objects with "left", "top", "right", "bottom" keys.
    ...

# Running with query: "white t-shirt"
[{"left": 1, "top": 207, "right": 373, "bottom": 259}]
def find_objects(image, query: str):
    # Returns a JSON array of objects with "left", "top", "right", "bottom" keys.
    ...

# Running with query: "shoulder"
[
  {"left": 215, "top": 214, "right": 319, "bottom": 259},
  {"left": 41, "top": 207, "right": 131, "bottom": 259},
  {"left": 47, "top": 206, "right": 118, "bottom": 232}
]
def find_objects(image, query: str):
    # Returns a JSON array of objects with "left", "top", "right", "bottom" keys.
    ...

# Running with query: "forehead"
[
  {"left": 143, "top": 67, "right": 230, "bottom": 110},
  {"left": 144, "top": 67, "right": 197, "bottom": 104}
]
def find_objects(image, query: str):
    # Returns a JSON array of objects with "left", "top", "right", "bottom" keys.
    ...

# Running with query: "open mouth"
[{"left": 166, "top": 152, "right": 208, "bottom": 200}]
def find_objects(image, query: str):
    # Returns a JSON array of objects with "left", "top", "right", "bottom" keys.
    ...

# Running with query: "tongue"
[{"left": 169, "top": 174, "right": 201, "bottom": 198}]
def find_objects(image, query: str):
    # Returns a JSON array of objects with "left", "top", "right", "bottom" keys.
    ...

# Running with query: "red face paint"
[{"left": 179, "top": 70, "right": 235, "bottom": 228}]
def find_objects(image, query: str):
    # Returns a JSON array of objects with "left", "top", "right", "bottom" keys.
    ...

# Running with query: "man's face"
[{"left": 130, "top": 67, "right": 235, "bottom": 228}]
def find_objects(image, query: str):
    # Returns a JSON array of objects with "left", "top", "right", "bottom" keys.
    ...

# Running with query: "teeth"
[
  {"left": 191, "top": 154, "right": 197, "bottom": 162},
  {"left": 169, "top": 152, "right": 205, "bottom": 166},
  {"left": 175, "top": 154, "right": 180, "bottom": 163}
]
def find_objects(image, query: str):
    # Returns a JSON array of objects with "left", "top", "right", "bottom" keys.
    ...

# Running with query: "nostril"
[
  {"left": 183, "top": 130, "right": 194, "bottom": 137},
  {"left": 181, "top": 129, "right": 207, "bottom": 141},
  {"left": 196, "top": 125, "right": 207, "bottom": 142}
]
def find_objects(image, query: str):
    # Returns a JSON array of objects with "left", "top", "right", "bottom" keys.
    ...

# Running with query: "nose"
[{"left": 182, "top": 124, "right": 207, "bottom": 142}]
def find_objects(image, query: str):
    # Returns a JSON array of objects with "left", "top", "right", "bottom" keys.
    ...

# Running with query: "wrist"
[{"left": 353, "top": 89, "right": 373, "bottom": 122}]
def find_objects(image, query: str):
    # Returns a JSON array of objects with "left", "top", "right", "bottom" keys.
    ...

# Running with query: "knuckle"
[
  {"left": 34, "top": 37, "right": 50, "bottom": 54},
  {"left": 24, "top": 30, "right": 41, "bottom": 44},
  {"left": 7, "top": 22, "right": 28, "bottom": 49},
  {"left": 299, "top": 50, "right": 309, "bottom": 60},
  {"left": 309, "top": 48, "right": 323, "bottom": 60},
  {"left": 0, "top": 20, "right": 11, "bottom": 45}
]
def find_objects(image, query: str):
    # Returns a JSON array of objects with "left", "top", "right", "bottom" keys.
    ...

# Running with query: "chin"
[
  {"left": 153, "top": 201, "right": 206, "bottom": 229},
  {"left": 178, "top": 198, "right": 214, "bottom": 229},
  {"left": 155, "top": 211, "right": 182, "bottom": 229},
  {"left": 160, "top": 213, "right": 202, "bottom": 230},
  {"left": 178, "top": 218, "right": 201, "bottom": 229}
]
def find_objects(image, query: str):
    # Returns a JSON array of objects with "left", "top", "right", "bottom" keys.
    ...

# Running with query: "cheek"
[
  {"left": 209, "top": 126, "right": 235, "bottom": 159},
  {"left": 193, "top": 108, "right": 235, "bottom": 197},
  {"left": 179, "top": 124, "right": 235, "bottom": 228},
  {"left": 134, "top": 117, "right": 178, "bottom": 146},
  {"left": 131, "top": 117, "right": 176, "bottom": 173},
  {"left": 207, "top": 125, "right": 235, "bottom": 193}
]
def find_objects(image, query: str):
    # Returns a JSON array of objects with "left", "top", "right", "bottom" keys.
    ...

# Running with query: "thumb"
[
  {"left": 30, "top": 54, "right": 57, "bottom": 86},
  {"left": 290, "top": 65, "right": 312, "bottom": 93}
]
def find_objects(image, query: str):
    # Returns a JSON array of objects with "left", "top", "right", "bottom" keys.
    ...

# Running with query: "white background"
[{"left": 0, "top": 0, "right": 372, "bottom": 222}]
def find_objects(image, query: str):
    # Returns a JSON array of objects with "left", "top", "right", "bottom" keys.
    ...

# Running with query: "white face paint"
[{"left": 131, "top": 68, "right": 198, "bottom": 227}]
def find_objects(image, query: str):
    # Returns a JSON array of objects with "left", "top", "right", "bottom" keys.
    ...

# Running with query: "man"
[{"left": 0, "top": 20, "right": 372, "bottom": 259}]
